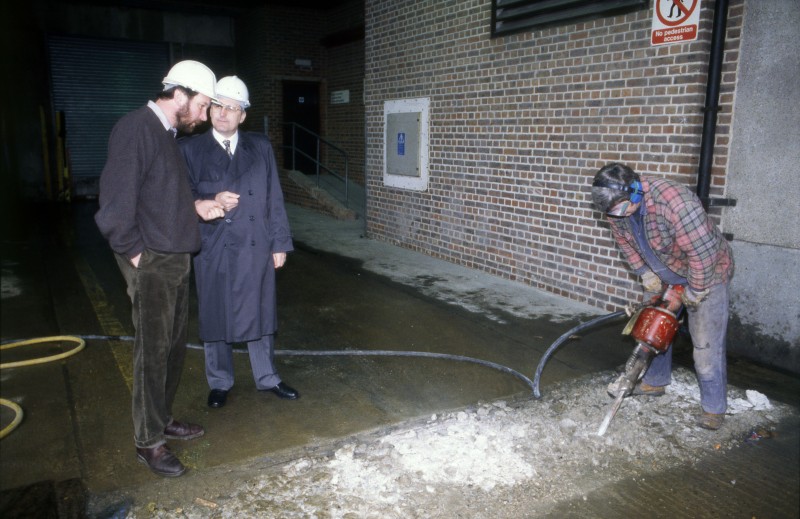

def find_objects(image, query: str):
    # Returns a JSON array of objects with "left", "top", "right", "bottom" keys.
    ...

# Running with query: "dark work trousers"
[{"left": 115, "top": 249, "right": 191, "bottom": 448}]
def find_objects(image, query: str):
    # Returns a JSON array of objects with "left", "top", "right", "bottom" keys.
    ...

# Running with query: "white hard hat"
[
  {"left": 162, "top": 60, "right": 217, "bottom": 100},
  {"left": 215, "top": 75, "right": 250, "bottom": 109}
]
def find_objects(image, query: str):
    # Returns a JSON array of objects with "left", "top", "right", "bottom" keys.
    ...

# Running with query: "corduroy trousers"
[{"left": 115, "top": 249, "right": 191, "bottom": 448}]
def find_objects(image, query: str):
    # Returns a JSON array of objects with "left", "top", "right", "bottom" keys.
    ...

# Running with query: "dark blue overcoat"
[{"left": 180, "top": 131, "right": 293, "bottom": 343}]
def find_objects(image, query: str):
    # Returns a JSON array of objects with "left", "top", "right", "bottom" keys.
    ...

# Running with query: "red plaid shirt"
[{"left": 607, "top": 177, "right": 734, "bottom": 290}]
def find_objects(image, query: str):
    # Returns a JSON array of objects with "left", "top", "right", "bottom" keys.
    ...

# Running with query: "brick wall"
[
  {"left": 365, "top": 0, "right": 743, "bottom": 312},
  {"left": 236, "top": 1, "right": 365, "bottom": 186},
  {"left": 323, "top": 1, "right": 366, "bottom": 186},
  {"left": 236, "top": 5, "right": 325, "bottom": 162}
]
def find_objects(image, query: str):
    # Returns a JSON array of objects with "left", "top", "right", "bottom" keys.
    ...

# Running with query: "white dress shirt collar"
[
  {"left": 212, "top": 129, "right": 239, "bottom": 154},
  {"left": 147, "top": 101, "right": 174, "bottom": 134}
]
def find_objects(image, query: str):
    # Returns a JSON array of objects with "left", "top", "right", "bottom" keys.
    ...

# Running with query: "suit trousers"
[
  {"left": 205, "top": 335, "right": 281, "bottom": 391},
  {"left": 115, "top": 250, "right": 191, "bottom": 448}
]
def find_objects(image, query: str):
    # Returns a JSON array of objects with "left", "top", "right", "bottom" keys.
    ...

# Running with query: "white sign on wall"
[
  {"left": 651, "top": 0, "right": 701, "bottom": 46},
  {"left": 331, "top": 89, "right": 350, "bottom": 104}
]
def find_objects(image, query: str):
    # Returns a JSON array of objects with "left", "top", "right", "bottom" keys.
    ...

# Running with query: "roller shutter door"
[{"left": 48, "top": 35, "right": 169, "bottom": 196}]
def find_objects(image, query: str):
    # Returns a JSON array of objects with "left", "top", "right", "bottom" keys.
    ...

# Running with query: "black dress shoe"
[
  {"left": 207, "top": 389, "right": 228, "bottom": 408},
  {"left": 136, "top": 444, "right": 186, "bottom": 477},
  {"left": 261, "top": 382, "right": 299, "bottom": 400}
]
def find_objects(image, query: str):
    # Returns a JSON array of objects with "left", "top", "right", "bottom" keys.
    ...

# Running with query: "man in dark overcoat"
[{"left": 180, "top": 76, "right": 298, "bottom": 409}]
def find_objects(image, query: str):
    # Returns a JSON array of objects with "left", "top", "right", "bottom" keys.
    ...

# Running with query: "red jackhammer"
[{"left": 597, "top": 284, "right": 684, "bottom": 436}]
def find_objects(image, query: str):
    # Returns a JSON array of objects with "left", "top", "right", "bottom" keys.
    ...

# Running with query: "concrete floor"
[{"left": 1, "top": 201, "right": 798, "bottom": 517}]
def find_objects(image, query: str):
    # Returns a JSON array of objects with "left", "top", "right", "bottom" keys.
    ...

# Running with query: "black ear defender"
[{"left": 592, "top": 178, "right": 644, "bottom": 204}]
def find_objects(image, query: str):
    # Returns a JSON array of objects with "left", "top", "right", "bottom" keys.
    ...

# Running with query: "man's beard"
[{"left": 175, "top": 99, "right": 198, "bottom": 133}]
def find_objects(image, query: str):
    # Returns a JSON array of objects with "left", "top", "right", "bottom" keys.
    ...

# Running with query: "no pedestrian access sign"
[{"left": 652, "top": 0, "right": 701, "bottom": 46}]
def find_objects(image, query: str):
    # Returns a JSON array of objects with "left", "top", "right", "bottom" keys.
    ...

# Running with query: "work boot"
[
  {"left": 631, "top": 382, "right": 666, "bottom": 397},
  {"left": 696, "top": 412, "right": 725, "bottom": 430}
]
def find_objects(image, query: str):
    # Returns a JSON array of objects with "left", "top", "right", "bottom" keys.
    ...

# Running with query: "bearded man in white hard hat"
[
  {"left": 180, "top": 76, "right": 298, "bottom": 410},
  {"left": 95, "top": 60, "right": 225, "bottom": 477}
]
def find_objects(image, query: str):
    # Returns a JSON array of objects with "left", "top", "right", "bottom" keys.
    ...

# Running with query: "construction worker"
[
  {"left": 95, "top": 60, "right": 224, "bottom": 477},
  {"left": 591, "top": 163, "right": 734, "bottom": 430}
]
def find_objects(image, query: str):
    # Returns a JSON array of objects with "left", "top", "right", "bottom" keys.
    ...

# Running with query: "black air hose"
[{"left": 532, "top": 310, "right": 626, "bottom": 399}]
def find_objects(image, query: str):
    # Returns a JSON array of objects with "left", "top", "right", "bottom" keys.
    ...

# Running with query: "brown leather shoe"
[
  {"left": 136, "top": 444, "right": 186, "bottom": 477},
  {"left": 164, "top": 420, "right": 204, "bottom": 440}
]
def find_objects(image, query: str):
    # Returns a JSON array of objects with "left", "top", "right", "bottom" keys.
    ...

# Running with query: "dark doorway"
[{"left": 282, "top": 81, "right": 320, "bottom": 174}]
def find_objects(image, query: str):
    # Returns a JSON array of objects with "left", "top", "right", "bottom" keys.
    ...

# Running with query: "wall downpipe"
[{"left": 695, "top": 0, "right": 730, "bottom": 210}]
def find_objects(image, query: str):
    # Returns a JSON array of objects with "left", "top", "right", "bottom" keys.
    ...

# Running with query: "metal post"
[
  {"left": 315, "top": 138, "right": 321, "bottom": 185},
  {"left": 291, "top": 124, "right": 296, "bottom": 170},
  {"left": 344, "top": 155, "right": 349, "bottom": 207}
]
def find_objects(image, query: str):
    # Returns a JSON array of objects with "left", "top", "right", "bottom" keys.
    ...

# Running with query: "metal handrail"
[{"left": 282, "top": 122, "right": 350, "bottom": 207}]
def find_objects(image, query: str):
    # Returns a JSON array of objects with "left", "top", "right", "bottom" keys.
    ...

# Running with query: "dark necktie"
[{"left": 223, "top": 139, "right": 232, "bottom": 158}]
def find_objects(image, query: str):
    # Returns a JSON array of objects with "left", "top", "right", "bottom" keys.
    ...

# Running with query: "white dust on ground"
[{"left": 129, "top": 367, "right": 789, "bottom": 518}]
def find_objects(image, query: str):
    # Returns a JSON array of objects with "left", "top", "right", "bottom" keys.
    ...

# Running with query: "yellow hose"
[
  {"left": 0, "top": 399, "right": 23, "bottom": 440},
  {"left": 1, "top": 335, "right": 85, "bottom": 369},
  {"left": 0, "top": 336, "right": 85, "bottom": 439}
]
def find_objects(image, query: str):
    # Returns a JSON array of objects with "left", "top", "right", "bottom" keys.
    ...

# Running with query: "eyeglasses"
[{"left": 211, "top": 102, "right": 242, "bottom": 114}]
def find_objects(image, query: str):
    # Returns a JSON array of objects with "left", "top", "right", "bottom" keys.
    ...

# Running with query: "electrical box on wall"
[
  {"left": 384, "top": 98, "right": 429, "bottom": 191},
  {"left": 386, "top": 112, "right": 420, "bottom": 177}
]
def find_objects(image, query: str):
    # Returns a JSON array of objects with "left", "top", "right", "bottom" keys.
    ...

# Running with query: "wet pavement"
[{"left": 1, "top": 201, "right": 799, "bottom": 518}]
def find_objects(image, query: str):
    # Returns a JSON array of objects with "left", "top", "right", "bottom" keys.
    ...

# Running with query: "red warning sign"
[{"left": 651, "top": 0, "right": 701, "bottom": 46}]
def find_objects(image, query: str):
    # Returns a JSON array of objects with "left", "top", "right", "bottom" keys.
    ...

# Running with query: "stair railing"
[{"left": 282, "top": 122, "right": 350, "bottom": 207}]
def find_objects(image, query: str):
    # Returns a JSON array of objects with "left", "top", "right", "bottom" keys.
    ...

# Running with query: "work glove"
[
  {"left": 680, "top": 286, "right": 710, "bottom": 309},
  {"left": 641, "top": 271, "right": 663, "bottom": 293}
]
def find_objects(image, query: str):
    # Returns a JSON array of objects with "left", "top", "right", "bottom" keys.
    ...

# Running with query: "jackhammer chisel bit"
[{"left": 597, "top": 343, "right": 654, "bottom": 436}]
